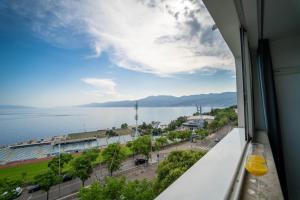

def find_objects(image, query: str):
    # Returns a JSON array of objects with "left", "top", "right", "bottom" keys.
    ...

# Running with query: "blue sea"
[{"left": 0, "top": 107, "right": 212, "bottom": 145}]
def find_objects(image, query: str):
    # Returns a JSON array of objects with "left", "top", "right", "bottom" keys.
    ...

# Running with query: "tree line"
[{"left": 79, "top": 150, "right": 205, "bottom": 200}]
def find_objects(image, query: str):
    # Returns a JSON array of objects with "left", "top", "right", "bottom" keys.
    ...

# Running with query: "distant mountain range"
[
  {"left": 80, "top": 92, "right": 237, "bottom": 107},
  {"left": 0, "top": 92, "right": 237, "bottom": 109}
]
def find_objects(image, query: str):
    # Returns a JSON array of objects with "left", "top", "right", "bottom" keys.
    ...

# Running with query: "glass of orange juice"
[{"left": 245, "top": 143, "right": 268, "bottom": 199}]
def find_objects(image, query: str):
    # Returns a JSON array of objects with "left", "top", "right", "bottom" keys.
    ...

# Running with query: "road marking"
[{"left": 57, "top": 192, "right": 79, "bottom": 200}]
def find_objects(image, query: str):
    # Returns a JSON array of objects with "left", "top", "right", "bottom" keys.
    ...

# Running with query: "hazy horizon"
[{"left": 0, "top": 91, "right": 236, "bottom": 108}]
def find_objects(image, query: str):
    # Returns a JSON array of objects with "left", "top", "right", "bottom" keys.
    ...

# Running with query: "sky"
[{"left": 0, "top": 0, "right": 236, "bottom": 108}]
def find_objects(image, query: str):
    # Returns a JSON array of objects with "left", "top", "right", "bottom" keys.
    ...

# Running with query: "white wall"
[{"left": 270, "top": 35, "right": 300, "bottom": 199}]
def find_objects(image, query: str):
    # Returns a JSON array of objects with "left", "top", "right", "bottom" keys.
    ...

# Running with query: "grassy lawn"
[{"left": 0, "top": 160, "right": 50, "bottom": 183}]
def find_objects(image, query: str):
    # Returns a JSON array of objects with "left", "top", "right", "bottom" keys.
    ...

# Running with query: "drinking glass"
[{"left": 245, "top": 143, "right": 268, "bottom": 199}]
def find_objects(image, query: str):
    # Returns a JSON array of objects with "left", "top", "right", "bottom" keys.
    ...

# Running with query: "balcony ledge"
[{"left": 156, "top": 128, "right": 247, "bottom": 200}]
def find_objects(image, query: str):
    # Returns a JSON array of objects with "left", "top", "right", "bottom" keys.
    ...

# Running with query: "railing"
[{"left": 155, "top": 128, "right": 247, "bottom": 200}]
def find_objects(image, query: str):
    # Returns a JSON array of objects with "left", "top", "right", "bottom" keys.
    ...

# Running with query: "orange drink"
[
  {"left": 245, "top": 158, "right": 268, "bottom": 176},
  {"left": 247, "top": 155, "right": 266, "bottom": 164},
  {"left": 244, "top": 143, "right": 268, "bottom": 199}
]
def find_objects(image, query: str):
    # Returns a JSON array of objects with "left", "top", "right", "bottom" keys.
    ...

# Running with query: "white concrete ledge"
[{"left": 156, "top": 128, "right": 247, "bottom": 200}]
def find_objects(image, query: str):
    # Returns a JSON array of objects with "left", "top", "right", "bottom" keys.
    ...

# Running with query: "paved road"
[
  {"left": 194, "top": 125, "right": 233, "bottom": 151},
  {"left": 17, "top": 125, "right": 232, "bottom": 200}
]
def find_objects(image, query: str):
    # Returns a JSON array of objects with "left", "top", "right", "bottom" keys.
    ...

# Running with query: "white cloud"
[
  {"left": 8, "top": 0, "right": 234, "bottom": 76},
  {"left": 81, "top": 78, "right": 117, "bottom": 95},
  {"left": 81, "top": 78, "right": 136, "bottom": 102}
]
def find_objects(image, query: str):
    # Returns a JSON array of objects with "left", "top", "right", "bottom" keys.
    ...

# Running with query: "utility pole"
[
  {"left": 150, "top": 129, "right": 153, "bottom": 163},
  {"left": 58, "top": 138, "right": 61, "bottom": 197},
  {"left": 196, "top": 104, "right": 203, "bottom": 129},
  {"left": 134, "top": 101, "right": 139, "bottom": 138}
]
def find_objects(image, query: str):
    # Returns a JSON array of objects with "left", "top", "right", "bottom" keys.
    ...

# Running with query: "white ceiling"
[{"left": 263, "top": 0, "right": 300, "bottom": 40}]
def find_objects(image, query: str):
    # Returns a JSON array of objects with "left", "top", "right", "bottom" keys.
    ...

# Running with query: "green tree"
[
  {"left": 121, "top": 123, "right": 128, "bottom": 129},
  {"left": 218, "top": 117, "right": 229, "bottom": 127},
  {"left": 138, "top": 122, "right": 153, "bottom": 135},
  {"left": 71, "top": 155, "right": 93, "bottom": 186},
  {"left": 34, "top": 171, "right": 58, "bottom": 200},
  {"left": 166, "top": 131, "right": 177, "bottom": 143},
  {"left": 176, "top": 131, "right": 192, "bottom": 141},
  {"left": 155, "top": 150, "right": 205, "bottom": 194},
  {"left": 193, "top": 112, "right": 200, "bottom": 116},
  {"left": 106, "top": 130, "right": 118, "bottom": 138},
  {"left": 48, "top": 153, "right": 73, "bottom": 175},
  {"left": 82, "top": 149, "right": 99, "bottom": 162},
  {"left": 106, "top": 130, "right": 118, "bottom": 145},
  {"left": 167, "top": 116, "right": 187, "bottom": 131},
  {"left": 21, "top": 171, "right": 27, "bottom": 183},
  {"left": 79, "top": 182, "right": 103, "bottom": 200},
  {"left": 155, "top": 137, "right": 168, "bottom": 151},
  {"left": 139, "top": 122, "right": 153, "bottom": 130},
  {"left": 122, "top": 179, "right": 155, "bottom": 200},
  {"left": 195, "top": 129, "right": 209, "bottom": 139},
  {"left": 208, "top": 120, "right": 219, "bottom": 132},
  {"left": 0, "top": 178, "right": 22, "bottom": 200},
  {"left": 208, "top": 106, "right": 237, "bottom": 132},
  {"left": 102, "top": 143, "right": 127, "bottom": 176},
  {"left": 78, "top": 177, "right": 125, "bottom": 200},
  {"left": 152, "top": 128, "right": 162, "bottom": 136},
  {"left": 78, "top": 177, "right": 155, "bottom": 200},
  {"left": 131, "top": 135, "right": 152, "bottom": 160},
  {"left": 203, "top": 120, "right": 208, "bottom": 129},
  {"left": 126, "top": 141, "right": 133, "bottom": 148},
  {"left": 102, "top": 177, "right": 125, "bottom": 200}
]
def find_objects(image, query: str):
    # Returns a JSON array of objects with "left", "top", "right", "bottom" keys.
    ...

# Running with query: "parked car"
[
  {"left": 27, "top": 185, "right": 40, "bottom": 193},
  {"left": 135, "top": 158, "right": 148, "bottom": 166},
  {"left": 15, "top": 187, "right": 23, "bottom": 196},
  {"left": 214, "top": 138, "right": 220, "bottom": 143},
  {"left": 1, "top": 187, "right": 23, "bottom": 198},
  {"left": 62, "top": 174, "right": 73, "bottom": 182}
]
